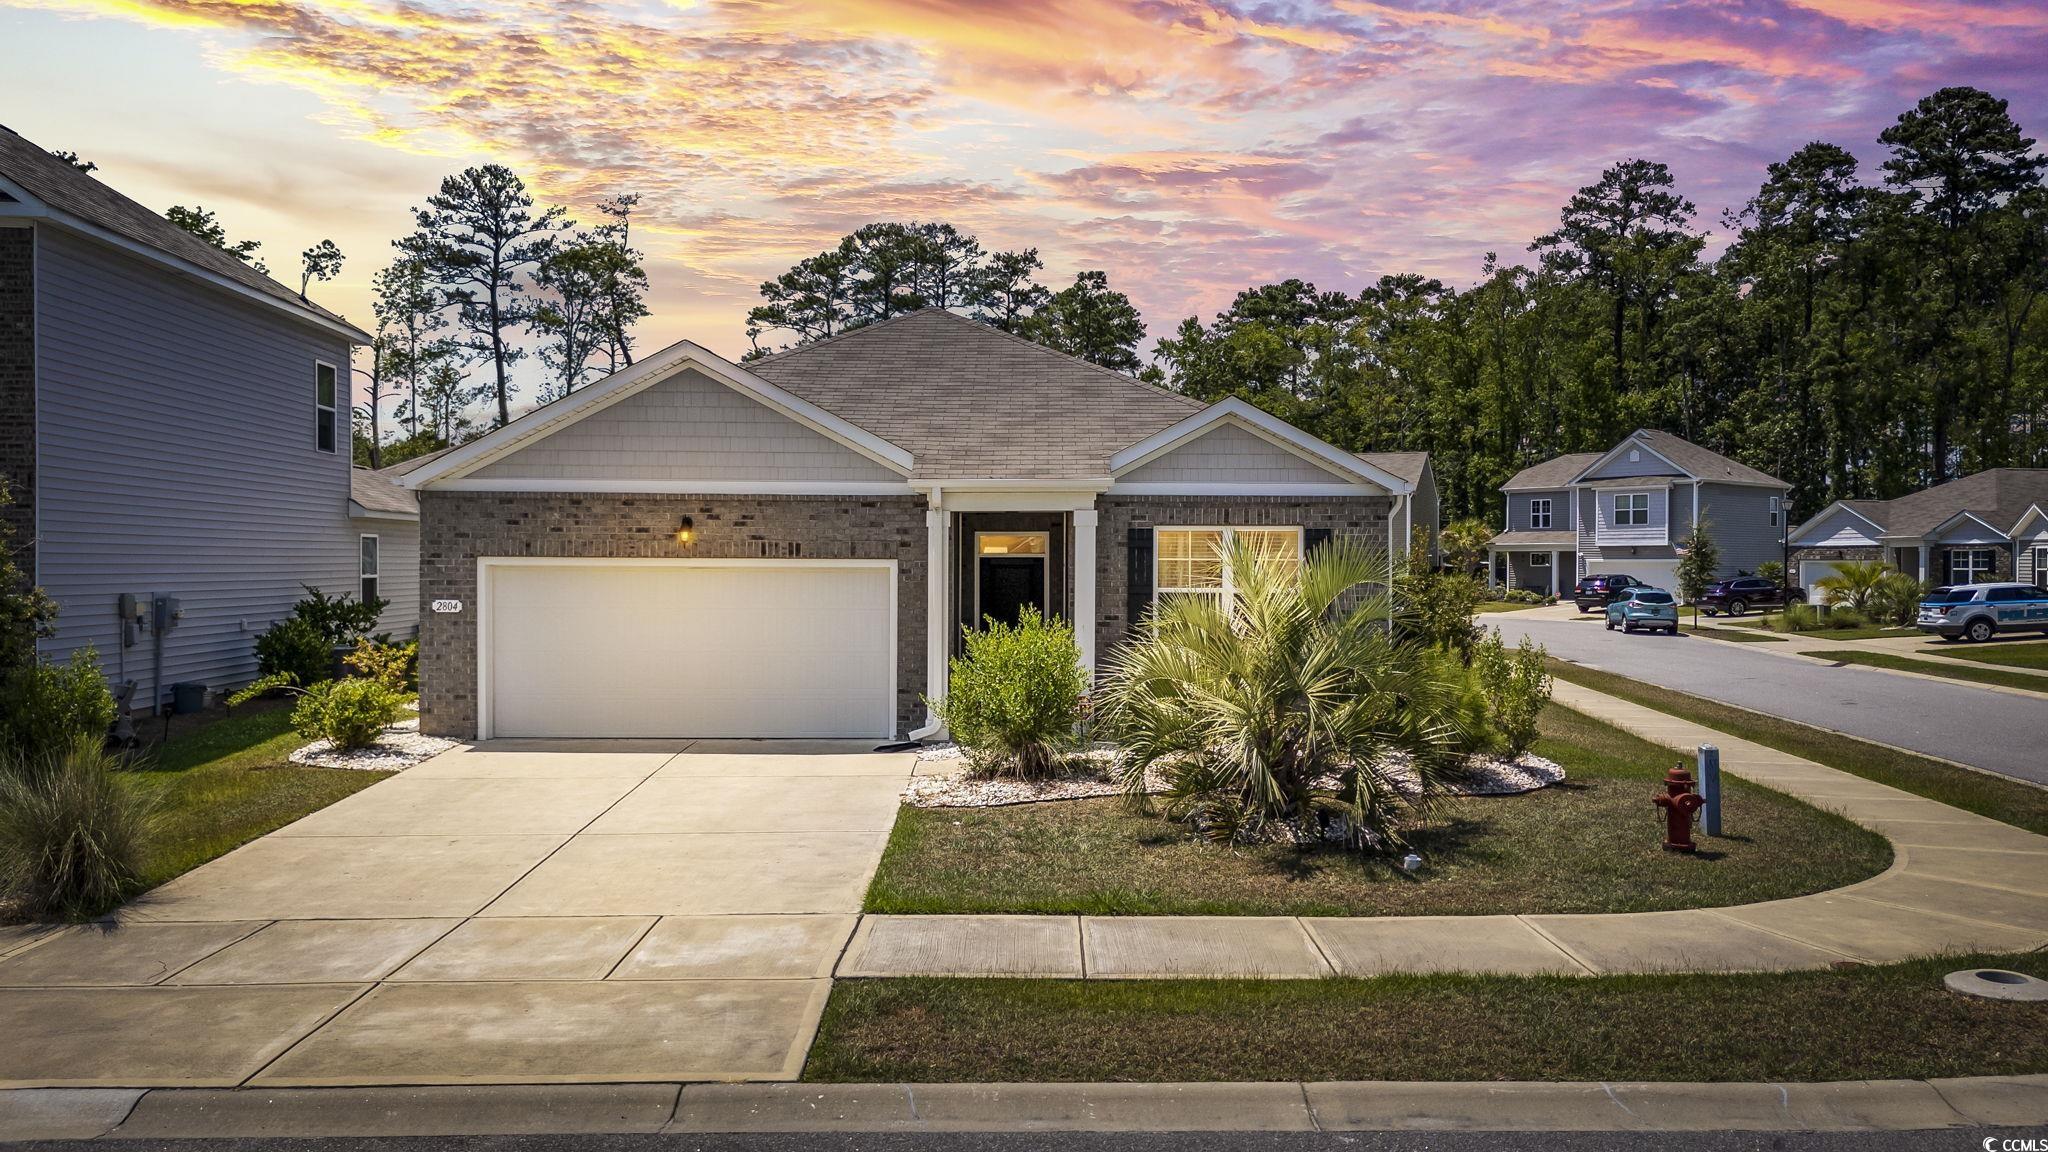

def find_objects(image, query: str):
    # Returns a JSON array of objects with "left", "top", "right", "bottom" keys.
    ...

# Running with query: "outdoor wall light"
[{"left": 676, "top": 516, "right": 695, "bottom": 545}]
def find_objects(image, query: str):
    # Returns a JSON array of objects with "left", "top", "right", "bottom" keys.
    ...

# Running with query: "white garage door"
[
  {"left": 1585, "top": 558, "right": 1680, "bottom": 591},
  {"left": 1799, "top": 560, "right": 1847, "bottom": 589},
  {"left": 483, "top": 561, "right": 895, "bottom": 739}
]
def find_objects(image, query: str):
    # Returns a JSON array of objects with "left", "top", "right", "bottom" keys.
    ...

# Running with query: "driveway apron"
[{"left": 0, "top": 740, "right": 913, "bottom": 1088}]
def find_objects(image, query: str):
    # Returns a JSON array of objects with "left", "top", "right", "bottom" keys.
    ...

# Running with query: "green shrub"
[
  {"left": 1755, "top": 560, "right": 1785, "bottom": 585},
  {"left": 1398, "top": 564, "right": 1482, "bottom": 660},
  {"left": 292, "top": 678, "right": 406, "bottom": 750},
  {"left": 0, "top": 737, "right": 152, "bottom": 920},
  {"left": 0, "top": 649, "right": 116, "bottom": 760},
  {"left": 290, "top": 584, "right": 387, "bottom": 645},
  {"left": 1780, "top": 602, "right": 1869, "bottom": 632},
  {"left": 1871, "top": 572, "right": 1926, "bottom": 627},
  {"left": 345, "top": 637, "right": 417, "bottom": 691},
  {"left": 256, "top": 616, "right": 332, "bottom": 685},
  {"left": 930, "top": 607, "right": 1086, "bottom": 779},
  {"left": 1472, "top": 630, "right": 1551, "bottom": 756}
]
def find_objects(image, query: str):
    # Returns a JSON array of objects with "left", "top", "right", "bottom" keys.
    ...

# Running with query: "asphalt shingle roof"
[
  {"left": 1359, "top": 450, "right": 1429, "bottom": 486},
  {"left": 1629, "top": 429, "right": 1787, "bottom": 487},
  {"left": 0, "top": 124, "right": 364, "bottom": 337},
  {"left": 350, "top": 466, "right": 419, "bottom": 517},
  {"left": 748, "top": 309, "right": 1204, "bottom": 480},
  {"left": 1502, "top": 453, "right": 1602, "bottom": 491},
  {"left": 1811, "top": 469, "right": 2048, "bottom": 538}
]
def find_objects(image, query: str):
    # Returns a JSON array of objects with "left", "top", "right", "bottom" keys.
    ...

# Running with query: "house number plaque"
[{"left": 432, "top": 599, "right": 464, "bottom": 614}]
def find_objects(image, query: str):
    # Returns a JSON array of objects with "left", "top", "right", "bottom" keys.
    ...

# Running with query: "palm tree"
[
  {"left": 1814, "top": 560, "right": 1893, "bottom": 614},
  {"left": 1099, "top": 537, "right": 1471, "bottom": 852},
  {"left": 1439, "top": 517, "right": 1492, "bottom": 577}
]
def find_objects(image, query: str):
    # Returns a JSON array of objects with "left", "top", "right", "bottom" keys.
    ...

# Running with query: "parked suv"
[
  {"left": 1573, "top": 573, "right": 1646, "bottom": 613},
  {"left": 1917, "top": 583, "right": 2048, "bottom": 642},
  {"left": 1605, "top": 587, "right": 1679, "bottom": 635},
  {"left": 1697, "top": 576, "right": 1806, "bottom": 617}
]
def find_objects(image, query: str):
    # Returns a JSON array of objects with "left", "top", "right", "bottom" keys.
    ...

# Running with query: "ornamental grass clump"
[
  {"left": 930, "top": 607, "right": 1087, "bottom": 780},
  {"left": 1100, "top": 536, "right": 1472, "bottom": 852},
  {"left": 0, "top": 737, "right": 153, "bottom": 920}
]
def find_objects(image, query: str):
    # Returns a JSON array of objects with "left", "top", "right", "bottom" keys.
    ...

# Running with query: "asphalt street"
[
  {"left": 3, "top": 1129, "right": 2030, "bottom": 1152},
  {"left": 1493, "top": 613, "right": 2048, "bottom": 787}
]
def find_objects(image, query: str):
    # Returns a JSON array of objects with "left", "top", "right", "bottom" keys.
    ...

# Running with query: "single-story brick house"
[
  {"left": 1487, "top": 430, "right": 1790, "bottom": 595},
  {"left": 401, "top": 308, "right": 1438, "bottom": 741},
  {"left": 1788, "top": 469, "right": 2048, "bottom": 590}
]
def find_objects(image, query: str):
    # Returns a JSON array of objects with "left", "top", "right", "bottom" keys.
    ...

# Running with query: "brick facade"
[
  {"left": 417, "top": 492, "right": 930, "bottom": 738},
  {"left": 0, "top": 227, "right": 32, "bottom": 581},
  {"left": 1093, "top": 494, "right": 1396, "bottom": 660},
  {"left": 1788, "top": 546, "right": 1883, "bottom": 565}
]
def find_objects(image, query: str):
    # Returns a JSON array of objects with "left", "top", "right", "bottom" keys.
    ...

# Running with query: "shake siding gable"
[
  {"left": 34, "top": 226, "right": 359, "bottom": 692},
  {"left": 464, "top": 367, "right": 903, "bottom": 483},
  {"left": 1119, "top": 422, "right": 1351, "bottom": 485}
]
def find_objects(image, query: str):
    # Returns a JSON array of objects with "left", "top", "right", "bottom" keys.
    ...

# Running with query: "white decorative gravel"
[{"left": 288, "top": 717, "right": 457, "bottom": 772}]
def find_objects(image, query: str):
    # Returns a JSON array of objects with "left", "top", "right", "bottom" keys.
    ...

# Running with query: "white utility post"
[{"left": 1072, "top": 509, "right": 1098, "bottom": 681}]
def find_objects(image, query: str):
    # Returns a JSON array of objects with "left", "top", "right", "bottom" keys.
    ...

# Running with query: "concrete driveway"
[{"left": 0, "top": 740, "right": 913, "bottom": 1088}]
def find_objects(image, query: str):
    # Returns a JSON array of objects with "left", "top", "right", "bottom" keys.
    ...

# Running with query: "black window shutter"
[
  {"left": 1126, "top": 527, "right": 1154, "bottom": 635},
  {"left": 1304, "top": 528, "right": 1334, "bottom": 557}
]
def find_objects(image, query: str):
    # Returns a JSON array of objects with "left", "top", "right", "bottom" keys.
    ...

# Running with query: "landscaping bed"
[
  {"left": 1546, "top": 661, "right": 2048, "bottom": 836},
  {"left": 862, "top": 705, "right": 1890, "bottom": 918},
  {"left": 805, "top": 953, "right": 2048, "bottom": 1084}
]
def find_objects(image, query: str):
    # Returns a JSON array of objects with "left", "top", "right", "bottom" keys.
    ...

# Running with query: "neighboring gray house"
[
  {"left": 1488, "top": 430, "right": 1790, "bottom": 594},
  {"left": 1788, "top": 469, "right": 2048, "bottom": 590},
  {"left": 0, "top": 124, "right": 398, "bottom": 711},
  {"left": 402, "top": 308, "right": 1438, "bottom": 741}
]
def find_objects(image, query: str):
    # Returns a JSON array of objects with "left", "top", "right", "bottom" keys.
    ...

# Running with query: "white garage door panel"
[
  {"left": 487, "top": 563, "right": 893, "bottom": 739},
  {"left": 1799, "top": 560, "right": 1847, "bottom": 589},
  {"left": 1586, "top": 558, "right": 1680, "bottom": 590}
]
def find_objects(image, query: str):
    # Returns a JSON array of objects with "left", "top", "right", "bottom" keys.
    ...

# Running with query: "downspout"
[
  {"left": 1387, "top": 493, "right": 1406, "bottom": 625},
  {"left": 909, "top": 486, "right": 948, "bottom": 742}
]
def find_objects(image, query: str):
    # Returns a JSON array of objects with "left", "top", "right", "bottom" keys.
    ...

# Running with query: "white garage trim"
[{"left": 476, "top": 557, "right": 897, "bottom": 741}]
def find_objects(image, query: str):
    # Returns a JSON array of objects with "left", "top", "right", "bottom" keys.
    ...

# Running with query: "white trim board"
[
  {"left": 426, "top": 479, "right": 917, "bottom": 496},
  {"left": 474, "top": 556, "right": 899, "bottom": 742},
  {"left": 405, "top": 342, "right": 915, "bottom": 489},
  {"left": 1108, "top": 398, "right": 1408, "bottom": 494}
]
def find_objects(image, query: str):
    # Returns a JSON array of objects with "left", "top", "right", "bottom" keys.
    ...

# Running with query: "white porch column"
[
  {"left": 1549, "top": 551, "right": 1560, "bottom": 598},
  {"left": 923, "top": 498, "right": 949, "bottom": 722},
  {"left": 1918, "top": 543, "right": 1930, "bottom": 583},
  {"left": 1486, "top": 549, "right": 1497, "bottom": 590},
  {"left": 1072, "top": 509, "right": 1099, "bottom": 682}
]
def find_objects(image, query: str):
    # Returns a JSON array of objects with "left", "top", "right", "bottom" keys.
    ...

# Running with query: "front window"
[
  {"left": 1529, "top": 499, "right": 1552, "bottom": 529},
  {"left": 1947, "top": 548, "right": 1995, "bottom": 585},
  {"left": 315, "top": 361, "right": 338, "bottom": 453},
  {"left": 1155, "top": 526, "right": 1302, "bottom": 608},
  {"left": 1526, "top": 551, "right": 1550, "bottom": 567},
  {"left": 359, "top": 534, "right": 380, "bottom": 605},
  {"left": 2035, "top": 547, "right": 2047, "bottom": 591},
  {"left": 1615, "top": 493, "right": 1650, "bottom": 526}
]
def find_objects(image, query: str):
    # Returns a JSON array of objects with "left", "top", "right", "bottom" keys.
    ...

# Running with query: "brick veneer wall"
[
  {"left": 1788, "top": 546, "right": 1882, "bottom": 564},
  {"left": 418, "top": 492, "right": 929, "bottom": 738},
  {"left": 0, "top": 228, "right": 33, "bottom": 582},
  {"left": 1093, "top": 494, "right": 1396, "bottom": 661}
]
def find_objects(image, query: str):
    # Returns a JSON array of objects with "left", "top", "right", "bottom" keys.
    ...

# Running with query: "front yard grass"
[
  {"left": 1804, "top": 648, "right": 2048, "bottom": 695},
  {"left": 1475, "top": 600, "right": 1547, "bottom": 614},
  {"left": 1929, "top": 639, "right": 2048, "bottom": 670},
  {"left": 862, "top": 705, "right": 1890, "bottom": 918},
  {"left": 123, "top": 700, "right": 393, "bottom": 889},
  {"left": 1547, "top": 661, "right": 2048, "bottom": 836},
  {"left": 805, "top": 952, "right": 2048, "bottom": 1084},
  {"left": 1680, "top": 624, "right": 1784, "bottom": 642}
]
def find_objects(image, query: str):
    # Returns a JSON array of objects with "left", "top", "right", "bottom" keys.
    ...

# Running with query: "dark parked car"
[
  {"left": 1573, "top": 573, "right": 1647, "bottom": 612},
  {"left": 1697, "top": 576, "right": 1806, "bottom": 617}
]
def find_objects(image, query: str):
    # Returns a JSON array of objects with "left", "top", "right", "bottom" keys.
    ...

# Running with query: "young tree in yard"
[
  {"left": 1438, "top": 518, "right": 1494, "bottom": 577},
  {"left": 1813, "top": 560, "right": 1893, "bottom": 615},
  {"left": 1024, "top": 270, "right": 1146, "bottom": 374},
  {"left": 165, "top": 205, "right": 265, "bottom": 271},
  {"left": 398, "top": 166, "right": 568, "bottom": 428},
  {"left": 299, "top": 239, "right": 343, "bottom": 300},
  {"left": 1674, "top": 521, "right": 1720, "bottom": 625}
]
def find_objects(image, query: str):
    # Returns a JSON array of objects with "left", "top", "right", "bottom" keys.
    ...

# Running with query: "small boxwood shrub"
[
  {"left": 930, "top": 608, "right": 1086, "bottom": 779},
  {"left": 0, "top": 649, "right": 116, "bottom": 761},
  {"left": 293, "top": 678, "right": 405, "bottom": 750}
]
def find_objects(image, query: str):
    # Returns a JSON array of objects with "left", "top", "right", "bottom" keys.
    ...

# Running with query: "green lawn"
[
  {"left": 863, "top": 705, "right": 1889, "bottom": 918},
  {"left": 807, "top": 953, "right": 2048, "bottom": 1084},
  {"left": 1930, "top": 640, "right": 2048, "bottom": 670},
  {"left": 123, "top": 701, "right": 393, "bottom": 889},
  {"left": 1475, "top": 600, "right": 1548, "bottom": 614},
  {"left": 1547, "top": 661, "right": 2048, "bottom": 836},
  {"left": 1747, "top": 620, "right": 1922, "bottom": 640},
  {"left": 1680, "top": 624, "right": 1785, "bottom": 643},
  {"left": 1805, "top": 649, "right": 2048, "bottom": 695}
]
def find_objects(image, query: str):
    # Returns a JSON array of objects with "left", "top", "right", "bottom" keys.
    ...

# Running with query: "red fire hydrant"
[{"left": 1653, "top": 765, "right": 1706, "bottom": 853}]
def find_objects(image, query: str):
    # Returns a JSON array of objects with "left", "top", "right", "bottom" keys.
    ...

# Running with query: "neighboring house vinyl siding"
[
  {"left": 1119, "top": 423, "right": 1348, "bottom": 485},
  {"left": 1507, "top": 490, "right": 1570, "bottom": 532},
  {"left": 1797, "top": 507, "right": 1882, "bottom": 549},
  {"left": 33, "top": 226, "right": 358, "bottom": 696},
  {"left": 1697, "top": 482, "right": 1782, "bottom": 576},
  {"left": 1593, "top": 488, "right": 1671, "bottom": 545},
  {"left": 1583, "top": 449, "right": 1683, "bottom": 481},
  {"left": 465, "top": 367, "right": 903, "bottom": 483},
  {"left": 356, "top": 517, "right": 420, "bottom": 637}
]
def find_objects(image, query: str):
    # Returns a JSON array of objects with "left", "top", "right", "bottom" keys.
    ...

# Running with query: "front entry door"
[{"left": 976, "top": 532, "right": 1049, "bottom": 627}]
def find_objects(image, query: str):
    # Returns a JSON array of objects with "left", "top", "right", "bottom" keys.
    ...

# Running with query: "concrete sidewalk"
[
  {"left": 5, "top": 1076, "right": 2044, "bottom": 1138},
  {"left": 840, "top": 680, "right": 2048, "bottom": 980}
]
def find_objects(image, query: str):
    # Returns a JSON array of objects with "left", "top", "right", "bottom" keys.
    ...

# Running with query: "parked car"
[
  {"left": 1605, "top": 587, "right": 1680, "bottom": 634},
  {"left": 1697, "top": 576, "right": 1806, "bottom": 617},
  {"left": 1573, "top": 573, "right": 1647, "bottom": 613},
  {"left": 1917, "top": 583, "right": 2048, "bottom": 642}
]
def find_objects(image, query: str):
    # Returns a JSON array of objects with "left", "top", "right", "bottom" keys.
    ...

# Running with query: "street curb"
[{"left": 3, "top": 1077, "right": 2042, "bottom": 1138}]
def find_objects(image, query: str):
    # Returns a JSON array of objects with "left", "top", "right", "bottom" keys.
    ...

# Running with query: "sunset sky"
[{"left": 4, "top": 0, "right": 2045, "bottom": 386}]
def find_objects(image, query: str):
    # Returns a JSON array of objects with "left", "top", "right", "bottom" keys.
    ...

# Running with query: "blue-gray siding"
[
  {"left": 1506, "top": 488, "right": 1571, "bottom": 532},
  {"left": 1696, "top": 482, "right": 1783, "bottom": 577},
  {"left": 34, "top": 225, "right": 359, "bottom": 700}
]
